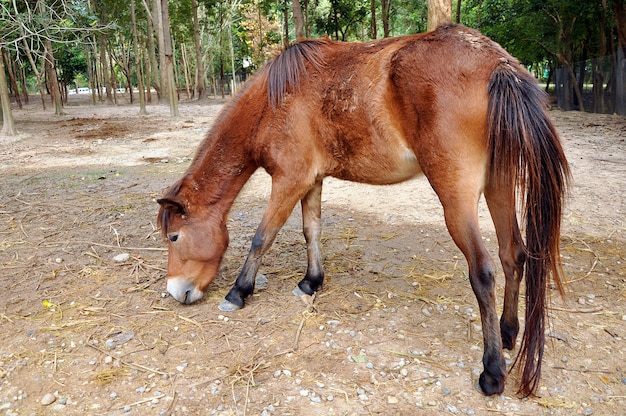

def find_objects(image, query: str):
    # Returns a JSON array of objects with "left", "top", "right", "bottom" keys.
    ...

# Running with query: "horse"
[{"left": 157, "top": 24, "right": 570, "bottom": 397}]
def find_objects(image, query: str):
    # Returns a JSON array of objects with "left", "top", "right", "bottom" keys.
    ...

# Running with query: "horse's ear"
[{"left": 157, "top": 197, "right": 186, "bottom": 215}]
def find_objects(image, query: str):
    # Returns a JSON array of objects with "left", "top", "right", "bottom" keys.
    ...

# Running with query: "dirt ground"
[{"left": 0, "top": 94, "right": 624, "bottom": 416}]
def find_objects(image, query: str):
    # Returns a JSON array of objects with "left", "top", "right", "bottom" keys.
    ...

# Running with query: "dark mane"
[{"left": 266, "top": 39, "right": 329, "bottom": 107}]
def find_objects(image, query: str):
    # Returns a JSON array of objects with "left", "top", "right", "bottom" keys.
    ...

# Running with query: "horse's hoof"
[
  {"left": 479, "top": 371, "right": 505, "bottom": 396},
  {"left": 292, "top": 286, "right": 307, "bottom": 297},
  {"left": 218, "top": 300, "right": 242, "bottom": 312},
  {"left": 254, "top": 274, "right": 268, "bottom": 291}
]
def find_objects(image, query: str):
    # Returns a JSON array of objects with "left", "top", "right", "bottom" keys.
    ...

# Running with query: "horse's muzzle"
[{"left": 167, "top": 277, "right": 204, "bottom": 304}]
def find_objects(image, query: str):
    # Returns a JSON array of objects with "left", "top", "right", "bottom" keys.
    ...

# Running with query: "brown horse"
[{"left": 157, "top": 24, "right": 570, "bottom": 397}]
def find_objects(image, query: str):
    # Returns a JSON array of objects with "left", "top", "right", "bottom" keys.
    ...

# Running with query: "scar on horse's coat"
[{"left": 157, "top": 24, "right": 570, "bottom": 397}]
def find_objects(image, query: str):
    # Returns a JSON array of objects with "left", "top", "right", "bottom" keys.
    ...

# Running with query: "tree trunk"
[
  {"left": 21, "top": 38, "right": 47, "bottom": 110},
  {"left": 181, "top": 43, "right": 192, "bottom": 99},
  {"left": 455, "top": 0, "right": 461, "bottom": 23},
  {"left": 4, "top": 53, "right": 22, "bottom": 109},
  {"left": 191, "top": 0, "right": 206, "bottom": 100},
  {"left": 381, "top": 0, "right": 391, "bottom": 37},
  {"left": 228, "top": 20, "right": 237, "bottom": 94},
  {"left": 428, "top": 0, "right": 452, "bottom": 31},
  {"left": 99, "top": 35, "right": 113, "bottom": 104},
  {"left": 154, "top": 0, "right": 168, "bottom": 103},
  {"left": 161, "top": 0, "right": 179, "bottom": 116},
  {"left": 45, "top": 39, "right": 65, "bottom": 115},
  {"left": 293, "top": 0, "right": 305, "bottom": 40},
  {"left": 283, "top": 0, "right": 290, "bottom": 48},
  {"left": 131, "top": 0, "right": 147, "bottom": 114},
  {"left": 371, "top": 0, "right": 377, "bottom": 39},
  {"left": 143, "top": 2, "right": 160, "bottom": 101},
  {"left": 0, "top": 47, "right": 16, "bottom": 136}
]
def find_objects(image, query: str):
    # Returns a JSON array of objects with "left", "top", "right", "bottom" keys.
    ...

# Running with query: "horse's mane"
[{"left": 265, "top": 39, "right": 329, "bottom": 107}]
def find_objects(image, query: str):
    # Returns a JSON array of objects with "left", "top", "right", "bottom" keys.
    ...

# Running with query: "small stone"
[
  {"left": 254, "top": 274, "right": 269, "bottom": 290},
  {"left": 41, "top": 393, "right": 56, "bottom": 406},
  {"left": 422, "top": 308, "right": 431, "bottom": 317},
  {"left": 387, "top": 396, "right": 399, "bottom": 404},
  {"left": 442, "top": 387, "right": 451, "bottom": 395},
  {"left": 113, "top": 253, "right": 131, "bottom": 263},
  {"left": 104, "top": 356, "right": 113, "bottom": 364},
  {"left": 561, "top": 356, "right": 568, "bottom": 363},
  {"left": 299, "top": 389, "right": 309, "bottom": 397},
  {"left": 583, "top": 409, "right": 593, "bottom": 416}
]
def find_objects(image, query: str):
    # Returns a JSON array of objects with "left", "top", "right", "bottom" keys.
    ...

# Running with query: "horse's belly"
[{"left": 331, "top": 144, "right": 423, "bottom": 185}]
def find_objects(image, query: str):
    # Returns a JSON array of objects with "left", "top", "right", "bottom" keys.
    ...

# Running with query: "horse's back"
[{"left": 258, "top": 25, "right": 514, "bottom": 186}]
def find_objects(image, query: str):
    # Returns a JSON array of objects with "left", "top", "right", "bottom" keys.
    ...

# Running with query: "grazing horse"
[{"left": 157, "top": 24, "right": 570, "bottom": 397}]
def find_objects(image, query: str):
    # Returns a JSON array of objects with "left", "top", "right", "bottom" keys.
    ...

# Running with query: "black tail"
[{"left": 487, "top": 62, "right": 570, "bottom": 397}]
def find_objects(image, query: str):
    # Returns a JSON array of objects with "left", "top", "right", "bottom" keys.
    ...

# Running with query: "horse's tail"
[{"left": 486, "top": 62, "right": 570, "bottom": 397}]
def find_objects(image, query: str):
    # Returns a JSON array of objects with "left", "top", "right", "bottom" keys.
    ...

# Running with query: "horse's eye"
[{"left": 168, "top": 233, "right": 179, "bottom": 243}]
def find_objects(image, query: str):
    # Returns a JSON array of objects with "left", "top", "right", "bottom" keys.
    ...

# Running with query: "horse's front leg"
[
  {"left": 219, "top": 177, "right": 314, "bottom": 312},
  {"left": 294, "top": 180, "right": 324, "bottom": 296}
]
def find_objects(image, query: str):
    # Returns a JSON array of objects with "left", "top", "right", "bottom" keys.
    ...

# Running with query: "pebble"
[
  {"left": 112, "top": 253, "right": 131, "bottom": 263},
  {"left": 387, "top": 396, "right": 399, "bottom": 404},
  {"left": 41, "top": 393, "right": 56, "bottom": 406},
  {"left": 583, "top": 409, "right": 593, "bottom": 416}
]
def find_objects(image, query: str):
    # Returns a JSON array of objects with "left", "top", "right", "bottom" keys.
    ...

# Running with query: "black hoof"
[
  {"left": 224, "top": 288, "right": 246, "bottom": 310},
  {"left": 479, "top": 371, "right": 505, "bottom": 396},
  {"left": 297, "top": 278, "right": 321, "bottom": 296},
  {"left": 500, "top": 321, "right": 519, "bottom": 350}
]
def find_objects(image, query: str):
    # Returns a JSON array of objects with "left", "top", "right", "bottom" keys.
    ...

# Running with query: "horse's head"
[{"left": 157, "top": 194, "right": 229, "bottom": 304}]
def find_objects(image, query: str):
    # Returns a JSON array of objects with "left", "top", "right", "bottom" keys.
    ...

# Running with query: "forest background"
[{"left": 1, "top": 0, "right": 625, "bottom": 136}]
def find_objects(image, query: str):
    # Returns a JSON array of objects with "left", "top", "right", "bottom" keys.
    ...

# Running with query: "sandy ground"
[{"left": 0, "top": 95, "right": 624, "bottom": 415}]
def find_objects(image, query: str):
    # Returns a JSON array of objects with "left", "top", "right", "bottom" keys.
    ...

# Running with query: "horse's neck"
[{"left": 185, "top": 131, "right": 255, "bottom": 220}]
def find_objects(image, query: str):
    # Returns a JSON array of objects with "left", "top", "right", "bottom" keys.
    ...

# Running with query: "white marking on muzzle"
[{"left": 167, "top": 277, "right": 204, "bottom": 304}]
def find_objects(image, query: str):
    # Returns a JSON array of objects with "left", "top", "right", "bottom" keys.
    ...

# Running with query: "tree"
[
  {"left": 161, "top": 0, "right": 179, "bottom": 116},
  {"left": 428, "top": 0, "right": 452, "bottom": 31},
  {"left": 293, "top": 0, "right": 305, "bottom": 40},
  {"left": 0, "top": 46, "right": 15, "bottom": 136}
]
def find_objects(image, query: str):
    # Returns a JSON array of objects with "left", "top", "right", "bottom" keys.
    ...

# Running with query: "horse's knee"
[{"left": 469, "top": 262, "right": 497, "bottom": 298}]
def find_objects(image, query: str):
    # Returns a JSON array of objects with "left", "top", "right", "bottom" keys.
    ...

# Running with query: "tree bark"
[
  {"left": 161, "top": 0, "right": 179, "bottom": 116},
  {"left": 99, "top": 35, "right": 113, "bottom": 104},
  {"left": 428, "top": 0, "right": 452, "bottom": 31},
  {"left": 131, "top": 0, "right": 147, "bottom": 114},
  {"left": 381, "top": 0, "right": 391, "bottom": 37},
  {"left": 154, "top": 0, "right": 168, "bottom": 103},
  {"left": 293, "top": 0, "right": 305, "bottom": 40},
  {"left": 4, "top": 52, "right": 22, "bottom": 109},
  {"left": 0, "top": 46, "right": 16, "bottom": 136},
  {"left": 191, "top": 0, "right": 206, "bottom": 100},
  {"left": 371, "top": 0, "right": 377, "bottom": 39},
  {"left": 21, "top": 38, "right": 47, "bottom": 110},
  {"left": 45, "top": 39, "right": 65, "bottom": 115}
]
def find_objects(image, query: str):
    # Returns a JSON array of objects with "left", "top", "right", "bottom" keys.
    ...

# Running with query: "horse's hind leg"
[
  {"left": 484, "top": 185, "right": 526, "bottom": 350},
  {"left": 294, "top": 180, "right": 325, "bottom": 296},
  {"left": 435, "top": 186, "right": 506, "bottom": 395}
]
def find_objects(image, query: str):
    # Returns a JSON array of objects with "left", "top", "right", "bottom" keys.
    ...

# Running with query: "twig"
[
  {"left": 553, "top": 366, "right": 614, "bottom": 374},
  {"left": 549, "top": 306, "right": 603, "bottom": 313},
  {"left": 119, "top": 394, "right": 166, "bottom": 410},
  {"left": 86, "top": 343, "right": 169, "bottom": 376}
]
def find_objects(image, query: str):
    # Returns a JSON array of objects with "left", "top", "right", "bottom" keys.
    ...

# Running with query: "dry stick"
[
  {"left": 293, "top": 294, "right": 316, "bottom": 350},
  {"left": 549, "top": 306, "right": 603, "bottom": 313},
  {"left": 86, "top": 343, "right": 169, "bottom": 376},
  {"left": 119, "top": 394, "right": 166, "bottom": 410},
  {"left": 553, "top": 366, "right": 614, "bottom": 374}
]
